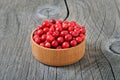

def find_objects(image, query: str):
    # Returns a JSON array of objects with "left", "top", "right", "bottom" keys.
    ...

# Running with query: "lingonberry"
[
  {"left": 51, "top": 40, "right": 58, "bottom": 47},
  {"left": 45, "top": 42, "right": 51, "bottom": 48},
  {"left": 62, "top": 42, "right": 70, "bottom": 48},
  {"left": 46, "top": 34, "right": 54, "bottom": 42},
  {"left": 65, "top": 34, "right": 72, "bottom": 41},
  {"left": 70, "top": 40, "right": 77, "bottom": 47},
  {"left": 57, "top": 37, "right": 64, "bottom": 44}
]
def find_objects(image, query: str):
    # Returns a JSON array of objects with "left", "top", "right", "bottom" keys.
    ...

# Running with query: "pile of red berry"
[{"left": 33, "top": 19, "right": 86, "bottom": 49}]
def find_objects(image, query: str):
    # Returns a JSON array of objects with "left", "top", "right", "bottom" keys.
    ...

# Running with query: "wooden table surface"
[{"left": 0, "top": 0, "right": 120, "bottom": 80}]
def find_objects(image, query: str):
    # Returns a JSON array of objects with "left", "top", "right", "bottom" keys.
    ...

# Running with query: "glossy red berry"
[
  {"left": 80, "top": 27, "right": 86, "bottom": 34},
  {"left": 41, "top": 34, "right": 46, "bottom": 41},
  {"left": 68, "top": 26, "right": 74, "bottom": 31},
  {"left": 51, "top": 40, "right": 58, "bottom": 47},
  {"left": 56, "top": 46, "right": 62, "bottom": 49},
  {"left": 70, "top": 40, "right": 77, "bottom": 47},
  {"left": 46, "top": 34, "right": 54, "bottom": 42},
  {"left": 33, "top": 34, "right": 39, "bottom": 40},
  {"left": 53, "top": 31, "right": 59, "bottom": 37},
  {"left": 76, "top": 37, "right": 83, "bottom": 43},
  {"left": 71, "top": 31, "right": 79, "bottom": 37},
  {"left": 36, "top": 29, "right": 43, "bottom": 36},
  {"left": 65, "top": 34, "right": 72, "bottom": 41},
  {"left": 57, "top": 37, "right": 64, "bottom": 44},
  {"left": 45, "top": 42, "right": 51, "bottom": 48},
  {"left": 46, "top": 31, "right": 53, "bottom": 35},
  {"left": 62, "top": 42, "right": 70, "bottom": 48},
  {"left": 80, "top": 34, "right": 85, "bottom": 40},
  {"left": 69, "top": 31, "right": 73, "bottom": 34},
  {"left": 43, "top": 27, "right": 49, "bottom": 33},
  {"left": 50, "top": 19, "right": 56, "bottom": 24},
  {"left": 42, "top": 20, "right": 50, "bottom": 27},
  {"left": 60, "top": 30, "right": 68, "bottom": 36},
  {"left": 56, "top": 20, "right": 62, "bottom": 24},
  {"left": 34, "top": 37, "right": 41, "bottom": 44},
  {"left": 62, "top": 23, "right": 68, "bottom": 29},
  {"left": 49, "top": 25, "right": 55, "bottom": 32},
  {"left": 68, "top": 21, "right": 75, "bottom": 27},
  {"left": 40, "top": 42, "right": 45, "bottom": 47},
  {"left": 63, "top": 21, "right": 69, "bottom": 24},
  {"left": 55, "top": 24, "right": 62, "bottom": 31}
]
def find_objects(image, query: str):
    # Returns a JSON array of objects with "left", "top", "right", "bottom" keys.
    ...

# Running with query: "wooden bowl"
[{"left": 31, "top": 29, "right": 86, "bottom": 66}]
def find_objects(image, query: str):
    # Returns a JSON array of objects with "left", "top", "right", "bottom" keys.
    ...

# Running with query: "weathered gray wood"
[
  {"left": 66, "top": 0, "right": 120, "bottom": 80},
  {"left": 0, "top": 0, "right": 120, "bottom": 80},
  {"left": 0, "top": 0, "right": 67, "bottom": 80}
]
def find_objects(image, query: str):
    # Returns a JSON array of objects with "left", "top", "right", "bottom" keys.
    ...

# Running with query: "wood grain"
[
  {"left": 66, "top": 0, "right": 120, "bottom": 80},
  {"left": 0, "top": 0, "right": 120, "bottom": 80},
  {"left": 0, "top": 0, "right": 67, "bottom": 80}
]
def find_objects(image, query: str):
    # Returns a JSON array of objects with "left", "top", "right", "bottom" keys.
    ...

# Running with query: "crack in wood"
[
  {"left": 100, "top": 40, "right": 116, "bottom": 80},
  {"left": 64, "top": 0, "right": 69, "bottom": 20}
]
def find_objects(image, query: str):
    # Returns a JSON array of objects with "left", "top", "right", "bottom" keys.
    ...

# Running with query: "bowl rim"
[{"left": 31, "top": 28, "right": 85, "bottom": 51}]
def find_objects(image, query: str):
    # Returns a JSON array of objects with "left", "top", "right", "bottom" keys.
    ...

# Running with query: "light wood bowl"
[{"left": 31, "top": 29, "right": 86, "bottom": 66}]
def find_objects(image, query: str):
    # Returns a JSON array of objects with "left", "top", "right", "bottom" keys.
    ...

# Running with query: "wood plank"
[{"left": 0, "top": 0, "right": 67, "bottom": 80}]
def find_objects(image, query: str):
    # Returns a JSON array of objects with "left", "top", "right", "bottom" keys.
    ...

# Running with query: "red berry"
[
  {"left": 70, "top": 40, "right": 77, "bottom": 47},
  {"left": 79, "top": 34, "right": 84, "bottom": 37},
  {"left": 68, "top": 26, "right": 74, "bottom": 31},
  {"left": 56, "top": 46, "right": 62, "bottom": 49},
  {"left": 74, "top": 27, "right": 80, "bottom": 31},
  {"left": 74, "top": 25, "right": 80, "bottom": 29},
  {"left": 33, "top": 35, "right": 39, "bottom": 40},
  {"left": 69, "top": 31, "right": 73, "bottom": 34},
  {"left": 65, "top": 34, "right": 72, "bottom": 41},
  {"left": 46, "top": 34, "right": 54, "bottom": 42},
  {"left": 49, "top": 25, "right": 55, "bottom": 32},
  {"left": 42, "top": 20, "right": 50, "bottom": 27},
  {"left": 75, "top": 24, "right": 81, "bottom": 28},
  {"left": 40, "top": 42, "right": 45, "bottom": 47},
  {"left": 76, "top": 37, "right": 83, "bottom": 43},
  {"left": 45, "top": 42, "right": 51, "bottom": 48},
  {"left": 53, "top": 31, "right": 59, "bottom": 37},
  {"left": 50, "top": 19, "right": 56, "bottom": 24},
  {"left": 51, "top": 40, "right": 58, "bottom": 47},
  {"left": 80, "top": 27, "right": 86, "bottom": 34},
  {"left": 34, "top": 37, "right": 41, "bottom": 44},
  {"left": 62, "top": 23, "right": 68, "bottom": 29},
  {"left": 80, "top": 34, "right": 85, "bottom": 40},
  {"left": 43, "top": 27, "right": 49, "bottom": 33},
  {"left": 33, "top": 30, "right": 37, "bottom": 35},
  {"left": 68, "top": 21, "right": 75, "bottom": 27},
  {"left": 63, "top": 21, "right": 69, "bottom": 24},
  {"left": 41, "top": 34, "right": 46, "bottom": 41},
  {"left": 71, "top": 31, "right": 79, "bottom": 37},
  {"left": 56, "top": 20, "right": 62, "bottom": 24},
  {"left": 36, "top": 29, "right": 43, "bottom": 36},
  {"left": 74, "top": 29, "right": 80, "bottom": 34},
  {"left": 62, "top": 42, "right": 70, "bottom": 48},
  {"left": 60, "top": 30, "right": 68, "bottom": 36},
  {"left": 46, "top": 31, "right": 53, "bottom": 35},
  {"left": 55, "top": 24, "right": 62, "bottom": 31},
  {"left": 57, "top": 37, "right": 64, "bottom": 44}
]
